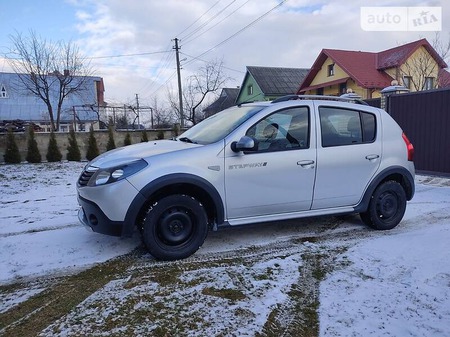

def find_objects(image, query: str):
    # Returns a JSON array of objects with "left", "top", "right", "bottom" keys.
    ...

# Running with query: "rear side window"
[{"left": 319, "top": 107, "right": 376, "bottom": 147}]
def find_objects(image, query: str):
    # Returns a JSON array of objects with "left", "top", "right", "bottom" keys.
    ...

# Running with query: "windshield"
[{"left": 178, "top": 105, "right": 264, "bottom": 144}]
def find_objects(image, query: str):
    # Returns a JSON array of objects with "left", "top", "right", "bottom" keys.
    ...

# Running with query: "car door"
[
  {"left": 224, "top": 105, "right": 316, "bottom": 221},
  {"left": 312, "top": 104, "right": 381, "bottom": 209}
]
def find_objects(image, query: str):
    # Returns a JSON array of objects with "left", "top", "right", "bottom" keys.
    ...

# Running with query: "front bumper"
[{"left": 78, "top": 195, "right": 124, "bottom": 237}]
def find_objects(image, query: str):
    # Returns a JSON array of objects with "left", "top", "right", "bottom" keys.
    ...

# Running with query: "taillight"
[{"left": 402, "top": 132, "right": 414, "bottom": 161}]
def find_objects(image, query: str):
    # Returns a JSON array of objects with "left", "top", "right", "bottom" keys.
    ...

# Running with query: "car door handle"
[
  {"left": 365, "top": 154, "right": 380, "bottom": 161},
  {"left": 297, "top": 160, "right": 315, "bottom": 168}
]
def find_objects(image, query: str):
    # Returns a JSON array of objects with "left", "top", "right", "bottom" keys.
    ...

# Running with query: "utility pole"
[
  {"left": 72, "top": 106, "right": 77, "bottom": 132},
  {"left": 173, "top": 38, "right": 184, "bottom": 127},
  {"left": 135, "top": 93, "right": 140, "bottom": 128}
]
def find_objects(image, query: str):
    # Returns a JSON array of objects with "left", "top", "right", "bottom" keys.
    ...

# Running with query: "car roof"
[{"left": 238, "top": 95, "right": 374, "bottom": 111}]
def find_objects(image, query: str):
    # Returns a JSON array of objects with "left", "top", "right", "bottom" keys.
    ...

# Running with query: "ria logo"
[
  {"left": 360, "top": 7, "right": 441, "bottom": 32},
  {"left": 229, "top": 162, "right": 268, "bottom": 170},
  {"left": 409, "top": 8, "right": 441, "bottom": 31}
]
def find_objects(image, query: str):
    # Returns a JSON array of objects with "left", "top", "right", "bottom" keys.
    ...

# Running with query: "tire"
[
  {"left": 360, "top": 181, "right": 407, "bottom": 230},
  {"left": 142, "top": 194, "right": 208, "bottom": 261}
]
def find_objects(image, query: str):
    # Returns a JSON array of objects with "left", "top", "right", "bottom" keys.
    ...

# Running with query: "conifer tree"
[
  {"left": 3, "top": 129, "right": 21, "bottom": 164},
  {"left": 156, "top": 130, "right": 165, "bottom": 140},
  {"left": 86, "top": 125, "right": 99, "bottom": 161},
  {"left": 46, "top": 131, "right": 62, "bottom": 162},
  {"left": 141, "top": 130, "right": 148, "bottom": 142},
  {"left": 106, "top": 125, "right": 116, "bottom": 151},
  {"left": 26, "top": 126, "right": 41, "bottom": 163},
  {"left": 124, "top": 132, "right": 132, "bottom": 146},
  {"left": 66, "top": 128, "right": 81, "bottom": 161}
]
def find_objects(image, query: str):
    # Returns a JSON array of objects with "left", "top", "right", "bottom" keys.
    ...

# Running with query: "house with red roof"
[{"left": 298, "top": 38, "right": 449, "bottom": 99}]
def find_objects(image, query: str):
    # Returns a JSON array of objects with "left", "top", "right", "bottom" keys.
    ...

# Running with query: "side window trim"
[
  {"left": 244, "top": 106, "right": 311, "bottom": 153},
  {"left": 319, "top": 106, "right": 377, "bottom": 148}
]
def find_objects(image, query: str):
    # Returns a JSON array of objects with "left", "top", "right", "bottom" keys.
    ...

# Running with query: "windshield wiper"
[{"left": 178, "top": 137, "right": 197, "bottom": 144}]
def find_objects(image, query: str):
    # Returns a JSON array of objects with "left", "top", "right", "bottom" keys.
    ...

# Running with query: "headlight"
[{"left": 89, "top": 159, "right": 148, "bottom": 186}]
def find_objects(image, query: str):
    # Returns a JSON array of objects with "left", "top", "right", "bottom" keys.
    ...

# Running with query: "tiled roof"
[
  {"left": 298, "top": 38, "right": 448, "bottom": 93},
  {"left": 438, "top": 69, "right": 450, "bottom": 88},
  {"left": 247, "top": 66, "right": 309, "bottom": 95},
  {"left": 323, "top": 49, "right": 394, "bottom": 88},
  {"left": 203, "top": 87, "right": 239, "bottom": 114},
  {"left": 377, "top": 38, "right": 447, "bottom": 69},
  {"left": 298, "top": 49, "right": 393, "bottom": 93}
]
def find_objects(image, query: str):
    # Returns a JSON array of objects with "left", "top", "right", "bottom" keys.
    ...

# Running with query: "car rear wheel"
[
  {"left": 142, "top": 194, "right": 208, "bottom": 260},
  {"left": 360, "top": 181, "right": 407, "bottom": 230}
]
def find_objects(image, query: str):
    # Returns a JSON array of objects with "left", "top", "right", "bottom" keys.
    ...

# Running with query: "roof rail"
[{"left": 271, "top": 94, "right": 368, "bottom": 105}]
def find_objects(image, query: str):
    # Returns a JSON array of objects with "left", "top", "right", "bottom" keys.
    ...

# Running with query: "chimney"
[{"left": 64, "top": 69, "right": 70, "bottom": 76}]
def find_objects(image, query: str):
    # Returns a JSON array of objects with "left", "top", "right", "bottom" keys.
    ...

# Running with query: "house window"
[
  {"left": 425, "top": 77, "right": 434, "bottom": 90},
  {"left": 339, "top": 83, "right": 347, "bottom": 94},
  {"left": 0, "top": 84, "right": 8, "bottom": 98},
  {"left": 247, "top": 85, "right": 253, "bottom": 96},
  {"left": 403, "top": 76, "right": 412, "bottom": 89},
  {"left": 327, "top": 64, "right": 335, "bottom": 77},
  {"left": 317, "top": 88, "right": 324, "bottom": 95}
]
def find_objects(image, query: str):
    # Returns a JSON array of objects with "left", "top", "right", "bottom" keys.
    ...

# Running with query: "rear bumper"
[{"left": 78, "top": 195, "right": 124, "bottom": 237}]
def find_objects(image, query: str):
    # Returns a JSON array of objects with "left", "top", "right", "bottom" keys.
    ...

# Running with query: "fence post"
[{"left": 380, "top": 80, "right": 409, "bottom": 113}]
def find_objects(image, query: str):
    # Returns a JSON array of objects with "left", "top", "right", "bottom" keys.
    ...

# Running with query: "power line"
[
  {"left": 179, "top": 51, "right": 244, "bottom": 74},
  {"left": 183, "top": 0, "right": 251, "bottom": 45},
  {"left": 181, "top": 0, "right": 237, "bottom": 42},
  {"left": 177, "top": 0, "right": 221, "bottom": 40},
  {"left": 137, "top": 42, "right": 175, "bottom": 98},
  {"left": 187, "top": 0, "right": 287, "bottom": 64},
  {"left": 87, "top": 50, "right": 171, "bottom": 59},
  {"left": 148, "top": 70, "right": 177, "bottom": 98}
]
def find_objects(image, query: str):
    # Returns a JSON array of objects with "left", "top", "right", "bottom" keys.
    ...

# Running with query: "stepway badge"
[{"left": 361, "top": 7, "right": 441, "bottom": 32}]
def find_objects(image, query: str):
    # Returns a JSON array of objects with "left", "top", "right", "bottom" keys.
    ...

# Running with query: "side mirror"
[{"left": 231, "top": 136, "right": 256, "bottom": 153}]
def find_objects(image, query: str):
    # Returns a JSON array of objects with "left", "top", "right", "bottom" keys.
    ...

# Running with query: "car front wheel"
[
  {"left": 360, "top": 180, "right": 407, "bottom": 230},
  {"left": 142, "top": 194, "right": 208, "bottom": 260}
]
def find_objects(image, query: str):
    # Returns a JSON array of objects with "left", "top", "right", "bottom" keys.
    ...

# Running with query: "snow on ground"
[
  {"left": 320, "top": 178, "right": 450, "bottom": 337},
  {"left": 0, "top": 162, "right": 140, "bottom": 285},
  {"left": 1, "top": 162, "right": 449, "bottom": 336}
]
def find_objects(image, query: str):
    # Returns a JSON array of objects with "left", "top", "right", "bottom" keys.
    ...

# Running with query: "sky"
[{"left": 1, "top": 0, "right": 449, "bottom": 108}]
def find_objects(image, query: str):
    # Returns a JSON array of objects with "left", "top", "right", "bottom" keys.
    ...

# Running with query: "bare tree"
[
  {"left": 150, "top": 97, "right": 174, "bottom": 129},
  {"left": 400, "top": 48, "right": 439, "bottom": 90},
  {"left": 432, "top": 32, "right": 450, "bottom": 65},
  {"left": 186, "top": 59, "right": 231, "bottom": 124},
  {"left": 399, "top": 35, "right": 450, "bottom": 91},
  {"left": 7, "top": 30, "right": 94, "bottom": 131},
  {"left": 168, "top": 59, "right": 231, "bottom": 125},
  {"left": 167, "top": 84, "right": 182, "bottom": 125}
]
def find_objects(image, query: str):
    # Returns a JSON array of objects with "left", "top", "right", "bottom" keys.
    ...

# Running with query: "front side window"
[
  {"left": 246, "top": 106, "right": 310, "bottom": 152},
  {"left": 319, "top": 106, "right": 376, "bottom": 147}
]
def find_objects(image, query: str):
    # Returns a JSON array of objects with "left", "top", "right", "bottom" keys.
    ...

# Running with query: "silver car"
[{"left": 77, "top": 95, "right": 415, "bottom": 260}]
